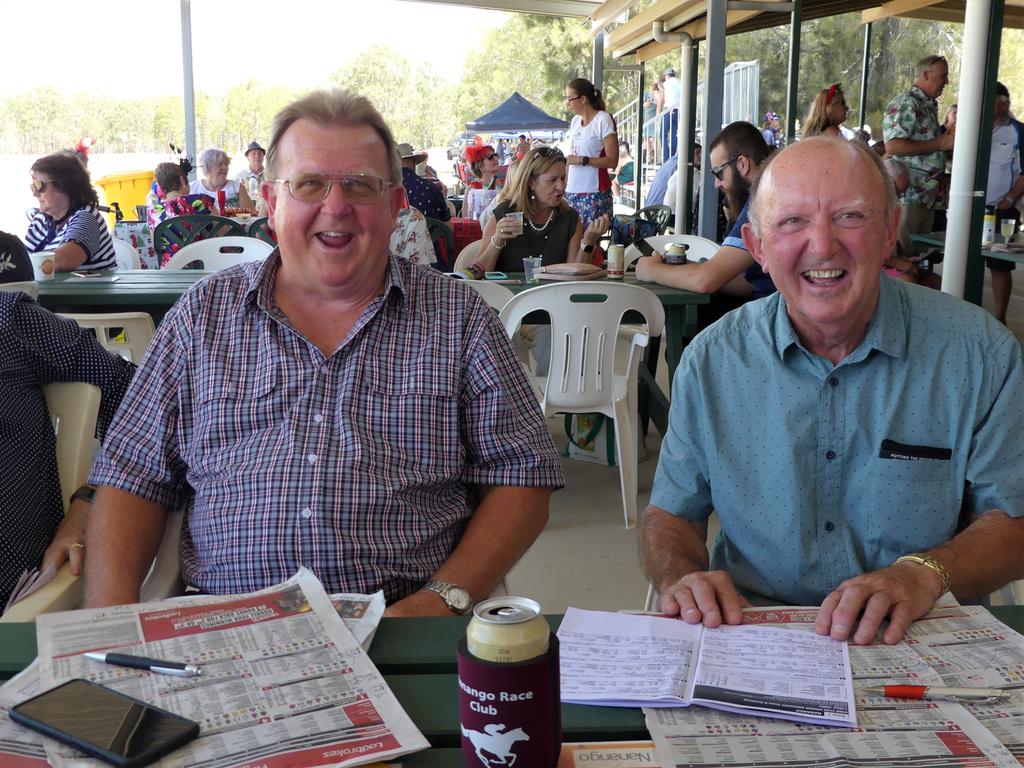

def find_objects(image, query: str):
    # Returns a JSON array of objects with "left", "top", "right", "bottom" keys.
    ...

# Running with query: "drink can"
[
  {"left": 467, "top": 597, "right": 549, "bottom": 663},
  {"left": 664, "top": 242, "right": 689, "bottom": 265},
  {"left": 607, "top": 244, "right": 625, "bottom": 279}
]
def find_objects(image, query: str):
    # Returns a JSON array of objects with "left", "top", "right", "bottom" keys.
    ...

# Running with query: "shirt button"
[
  {"left": 313, "top": 413, "right": 323, "bottom": 424},
  {"left": 829, "top": 377, "right": 839, "bottom": 387},
  {"left": 825, "top": 450, "right": 836, "bottom": 460},
  {"left": 301, "top": 507, "right": 313, "bottom": 519},
  {"left": 307, "top": 453, "right": 317, "bottom": 464},
  {"left": 825, "top": 521, "right": 835, "bottom": 532}
]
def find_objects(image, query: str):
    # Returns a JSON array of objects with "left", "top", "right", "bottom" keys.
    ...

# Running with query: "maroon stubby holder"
[{"left": 457, "top": 634, "right": 560, "bottom": 767}]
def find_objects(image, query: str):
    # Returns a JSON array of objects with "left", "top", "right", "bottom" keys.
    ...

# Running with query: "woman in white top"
[
  {"left": 189, "top": 148, "right": 253, "bottom": 213},
  {"left": 564, "top": 77, "right": 618, "bottom": 228}
]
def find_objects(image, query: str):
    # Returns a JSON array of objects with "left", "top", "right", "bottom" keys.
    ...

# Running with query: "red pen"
[{"left": 863, "top": 685, "right": 1006, "bottom": 702}]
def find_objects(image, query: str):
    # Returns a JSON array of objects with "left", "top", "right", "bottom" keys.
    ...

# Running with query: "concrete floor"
[{"left": 505, "top": 273, "right": 1024, "bottom": 613}]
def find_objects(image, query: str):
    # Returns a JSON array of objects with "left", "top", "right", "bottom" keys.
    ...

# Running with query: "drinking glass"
[{"left": 1000, "top": 218, "right": 1016, "bottom": 243}]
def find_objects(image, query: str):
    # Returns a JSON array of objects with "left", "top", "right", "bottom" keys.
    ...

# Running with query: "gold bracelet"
[{"left": 894, "top": 553, "right": 951, "bottom": 595}]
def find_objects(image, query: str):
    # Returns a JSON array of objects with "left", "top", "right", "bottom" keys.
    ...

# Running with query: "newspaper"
[
  {"left": 0, "top": 662, "right": 49, "bottom": 767},
  {"left": 645, "top": 604, "right": 1022, "bottom": 768},
  {"left": 558, "top": 607, "right": 857, "bottom": 727},
  {"left": 3, "top": 566, "right": 59, "bottom": 614},
  {"left": 20, "top": 569, "right": 427, "bottom": 768}
]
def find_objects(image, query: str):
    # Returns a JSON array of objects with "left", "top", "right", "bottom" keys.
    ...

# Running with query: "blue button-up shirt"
[
  {"left": 650, "top": 277, "right": 1024, "bottom": 605},
  {"left": 91, "top": 252, "right": 563, "bottom": 600}
]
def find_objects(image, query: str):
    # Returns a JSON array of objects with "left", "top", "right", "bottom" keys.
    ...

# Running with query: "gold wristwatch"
[{"left": 894, "top": 553, "right": 951, "bottom": 595}]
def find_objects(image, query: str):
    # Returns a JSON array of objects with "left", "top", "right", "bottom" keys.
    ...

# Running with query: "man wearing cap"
[
  {"left": 662, "top": 69, "right": 681, "bottom": 162},
  {"left": 761, "top": 112, "right": 780, "bottom": 148},
  {"left": 400, "top": 143, "right": 450, "bottom": 222},
  {"left": 236, "top": 141, "right": 266, "bottom": 185}
]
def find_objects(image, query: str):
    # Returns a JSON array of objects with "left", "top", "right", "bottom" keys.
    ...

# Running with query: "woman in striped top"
[{"left": 24, "top": 153, "right": 116, "bottom": 272}]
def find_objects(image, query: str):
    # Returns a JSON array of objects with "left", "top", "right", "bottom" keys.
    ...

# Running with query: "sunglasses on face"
[
  {"left": 30, "top": 179, "right": 52, "bottom": 195},
  {"left": 710, "top": 156, "right": 740, "bottom": 181},
  {"left": 273, "top": 172, "right": 392, "bottom": 205},
  {"left": 486, "top": 153, "right": 498, "bottom": 161}
]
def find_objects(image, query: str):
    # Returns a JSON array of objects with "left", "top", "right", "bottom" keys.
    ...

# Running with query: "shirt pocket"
[
  {"left": 867, "top": 456, "right": 958, "bottom": 555},
  {"left": 355, "top": 360, "right": 461, "bottom": 481}
]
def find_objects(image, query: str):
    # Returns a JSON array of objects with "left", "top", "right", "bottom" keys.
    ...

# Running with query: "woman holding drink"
[{"left": 475, "top": 147, "right": 607, "bottom": 275}]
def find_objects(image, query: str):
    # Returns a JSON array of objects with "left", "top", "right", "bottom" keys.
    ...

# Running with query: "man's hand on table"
[
  {"left": 657, "top": 570, "right": 749, "bottom": 627},
  {"left": 634, "top": 249, "right": 664, "bottom": 282},
  {"left": 384, "top": 588, "right": 459, "bottom": 618},
  {"left": 814, "top": 562, "right": 943, "bottom": 645}
]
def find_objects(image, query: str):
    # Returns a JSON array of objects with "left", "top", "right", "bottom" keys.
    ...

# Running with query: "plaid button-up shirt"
[{"left": 91, "top": 252, "right": 563, "bottom": 601}]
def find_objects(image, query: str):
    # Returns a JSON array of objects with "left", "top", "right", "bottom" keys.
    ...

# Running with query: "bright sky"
[{"left": 1, "top": 0, "right": 509, "bottom": 97}]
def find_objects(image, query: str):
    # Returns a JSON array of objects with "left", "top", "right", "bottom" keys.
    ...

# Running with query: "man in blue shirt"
[
  {"left": 642, "top": 137, "right": 1024, "bottom": 645},
  {"left": 398, "top": 143, "right": 450, "bottom": 222}
]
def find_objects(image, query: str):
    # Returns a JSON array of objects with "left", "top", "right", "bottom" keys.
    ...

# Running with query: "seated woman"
[
  {"left": 802, "top": 83, "right": 850, "bottom": 138},
  {"left": 189, "top": 148, "right": 254, "bottom": 212},
  {"left": 0, "top": 291, "right": 134, "bottom": 610},
  {"left": 24, "top": 153, "right": 117, "bottom": 272},
  {"left": 476, "top": 147, "right": 607, "bottom": 275},
  {"left": 462, "top": 145, "right": 503, "bottom": 218},
  {"left": 147, "top": 162, "right": 216, "bottom": 267},
  {"left": 611, "top": 140, "right": 635, "bottom": 200}
]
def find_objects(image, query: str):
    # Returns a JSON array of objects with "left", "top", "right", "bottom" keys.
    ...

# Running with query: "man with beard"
[{"left": 636, "top": 122, "right": 774, "bottom": 326}]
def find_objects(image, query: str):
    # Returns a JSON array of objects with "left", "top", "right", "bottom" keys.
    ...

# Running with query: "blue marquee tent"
[{"left": 465, "top": 92, "right": 568, "bottom": 133}]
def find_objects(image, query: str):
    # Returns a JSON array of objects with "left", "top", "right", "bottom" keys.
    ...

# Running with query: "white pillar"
[
  {"left": 942, "top": 0, "right": 992, "bottom": 297},
  {"left": 181, "top": 0, "right": 197, "bottom": 178}
]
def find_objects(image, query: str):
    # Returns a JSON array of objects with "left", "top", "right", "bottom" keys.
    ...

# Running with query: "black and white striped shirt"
[{"left": 24, "top": 206, "right": 117, "bottom": 270}]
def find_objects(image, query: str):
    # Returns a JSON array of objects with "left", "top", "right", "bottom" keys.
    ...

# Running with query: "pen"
[
  {"left": 83, "top": 651, "right": 203, "bottom": 678},
  {"left": 863, "top": 685, "right": 1006, "bottom": 702}
]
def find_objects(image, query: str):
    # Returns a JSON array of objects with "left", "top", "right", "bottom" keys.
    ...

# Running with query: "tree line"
[{"left": 1, "top": 12, "right": 1019, "bottom": 159}]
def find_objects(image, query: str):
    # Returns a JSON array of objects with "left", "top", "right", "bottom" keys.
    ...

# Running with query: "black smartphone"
[{"left": 11, "top": 678, "right": 200, "bottom": 767}]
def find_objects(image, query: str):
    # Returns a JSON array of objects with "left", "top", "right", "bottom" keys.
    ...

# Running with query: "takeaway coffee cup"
[{"left": 30, "top": 250, "right": 56, "bottom": 281}]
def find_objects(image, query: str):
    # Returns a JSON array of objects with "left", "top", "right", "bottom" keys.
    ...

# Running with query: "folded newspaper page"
[
  {"left": 558, "top": 607, "right": 857, "bottom": 727},
  {"left": 645, "top": 604, "right": 1022, "bottom": 768},
  {"left": 26, "top": 568, "right": 428, "bottom": 768}
]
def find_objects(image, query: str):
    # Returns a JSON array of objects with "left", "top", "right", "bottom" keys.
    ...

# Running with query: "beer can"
[
  {"left": 467, "top": 597, "right": 549, "bottom": 663},
  {"left": 607, "top": 244, "right": 625, "bottom": 279}
]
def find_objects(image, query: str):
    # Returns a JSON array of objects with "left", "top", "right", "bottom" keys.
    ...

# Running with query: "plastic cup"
[
  {"left": 29, "top": 250, "right": 56, "bottom": 281},
  {"left": 506, "top": 212, "right": 524, "bottom": 236},
  {"left": 523, "top": 257, "right": 542, "bottom": 283},
  {"left": 1000, "top": 218, "right": 1016, "bottom": 242}
]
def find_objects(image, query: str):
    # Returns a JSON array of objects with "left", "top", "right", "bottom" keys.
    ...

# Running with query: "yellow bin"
[{"left": 95, "top": 170, "right": 155, "bottom": 227}]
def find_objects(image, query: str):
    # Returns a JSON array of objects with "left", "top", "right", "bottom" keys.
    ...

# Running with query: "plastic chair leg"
[{"left": 613, "top": 399, "right": 638, "bottom": 529}]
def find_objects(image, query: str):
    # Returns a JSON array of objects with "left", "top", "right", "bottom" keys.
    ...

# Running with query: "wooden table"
[{"left": 2, "top": 608, "right": 1020, "bottom": 767}]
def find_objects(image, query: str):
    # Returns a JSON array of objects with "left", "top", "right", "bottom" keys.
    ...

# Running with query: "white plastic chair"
[
  {"left": 624, "top": 234, "right": 719, "bottom": 268},
  {"left": 500, "top": 282, "right": 665, "bottom": 528},
  {"left": 466, "top": 279, "right": 515, "bottom": 311},
  {"left": 111, "top": 237, "right": 141, "bottom": 270},
  {"left": 1, "top": 382, "right": 100, "bottom": 621},
  {"left": 60, "top": 312, "right": 155, "bottom": 364},
  {"left": 0, "top": 281, "right": 40, "bottom": 299},
  {"left": 453, "top": 240, "right": 483, "bottom": 273},
  {"left": 164, "top": 236, "right": 273, "bottom": 270}
]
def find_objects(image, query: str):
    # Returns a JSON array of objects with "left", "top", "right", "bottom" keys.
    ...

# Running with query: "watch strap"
[
  {"left": 70, "top": 486, "right": 95, "bottom": 505},
  {"left": 424, "top": 580, "right": 473, "bottom": 615},
  {"left": 894, "top": 553, "right": 951, "bottom": 595}
]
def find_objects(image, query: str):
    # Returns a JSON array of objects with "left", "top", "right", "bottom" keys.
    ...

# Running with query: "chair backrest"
[
  {"left": 248, "top": 216, "right": 276, "bottom": 245},
  {"left": 446, "top": 200, "right": 458, "bottom": 218},
  {"left": 138, "top": 507, "right": 186, "bottom": 602},
  {"left": 153, "top": 214, "right": 246, "bottom": 255},
  {"left": 0, "top": 281, "right": 40, "bottom": 300},
  {"left": 164, "top": 236, "right": 274, "bottom": 271},
  {"left": 500, "top": 282, "right": 665, "bottom": 413},
  {"left": 60, "top": 312, "right": 156, "bottom": 363},
  {"left": 453, "top": 240, "right": 483, "bottom": 273},
  {"left": 43, "top": 382, "right": 101, "bottom": 510},
  {"left": 638, "top": 204, "right": 673, "bottom": 235},
  {"left": 624, "top": 234, "right": 719, "bottom": 267},
  {"left": 111, "top": 236, "right": 141, "bottom": 270},
  {"left": 425, "top": 217, "right": 455, "bottom": 271},
  {"left": 466, "top": 279, "right": 515, "bottom": 311}
]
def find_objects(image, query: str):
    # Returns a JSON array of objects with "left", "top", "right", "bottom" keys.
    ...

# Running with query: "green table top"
[{"left": 912, "top": 231, "right": 1024, "bottom": 265}]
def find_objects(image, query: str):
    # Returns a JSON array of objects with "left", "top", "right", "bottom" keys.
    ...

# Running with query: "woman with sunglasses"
[
  {"left": 475, "top": 147, "right": 606, "bottom": 275},
  {"left": 803, "top": 83, "right": 850, "bottom": 138},
  {"left": 564, "top": 77, "right": 618, "bottom": 229},
  {"left": 24, "top": 153, "right": 116, "bottom": 272},
  {"left": 462, "top": 144, "right": 504, "bottom": 217}
]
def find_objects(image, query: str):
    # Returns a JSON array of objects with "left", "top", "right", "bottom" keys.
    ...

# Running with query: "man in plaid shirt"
[{"left": 84, "top": 90, "right": 564, "bottom": 615}]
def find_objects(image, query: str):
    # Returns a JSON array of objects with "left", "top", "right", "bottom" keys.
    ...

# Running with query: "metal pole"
[
  {"left": 592, "top": 31, "right": 605, "bottom": 91},
  {"left": 636, "top": 67, "right": 645, "bottom": 213},
  {"left": 180, "top": 0, "right": 197, "bottom": 177},
  {"left": 682, "top": 42, "right": 700, "bottom": 234},
  {"left": 858, "top": 22, "right": 872, "bottom": 132},
  {"left": 785, "top": 0, "right": 802, "bottom": 144},
  {"left": 698, "top": 0, "right": 727, "bottom": 239},
  {"left": 942, "top": 0, "right": 1003, "bottom": 301}
]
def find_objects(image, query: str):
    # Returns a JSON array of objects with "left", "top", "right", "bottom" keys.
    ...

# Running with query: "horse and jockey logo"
[{"left": 461, "top": 723, "right": 530, "bottom": 766}]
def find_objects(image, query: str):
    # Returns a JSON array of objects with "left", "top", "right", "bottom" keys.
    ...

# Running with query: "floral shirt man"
[{"left": 883, "top": 86, "right": 946, "bottom": 207}]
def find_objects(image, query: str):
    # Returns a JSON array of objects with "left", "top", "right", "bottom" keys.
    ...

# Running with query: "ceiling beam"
[
  {"left": 404, "top": 0, "right": 601, "bottom": 17},
  {"left": 590, "top": 0, "right": 635, "bottom": 34},
  {"left": 605, "top": 0, "right": 706, "bottom": 53},
  {"left": 626, "top": 8, "right": 761, "bottom": 60},
  {"left": 860, "top": 0, "right": 944, "bottom": 23}
]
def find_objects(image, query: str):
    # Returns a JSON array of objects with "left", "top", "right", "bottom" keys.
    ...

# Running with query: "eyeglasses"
[
  {"left": 710, "top": 156, "right": 740, "bottom": 181},
  {"left": 486, "top": 153, "right": 498, "bottom": 161},
  {"left": 29, "top": 179, "right": 52, "bottom": 195},
  {"left": 566, "top": 94, "right": 583, "bottom": 104},
  {"left": 272, "top": 173, "right": 392, "bottom": 204}
]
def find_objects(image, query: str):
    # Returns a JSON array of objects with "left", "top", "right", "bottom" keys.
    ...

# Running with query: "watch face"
[{"left": 447, "top": 587, "right": 472, "bottom": 613}]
